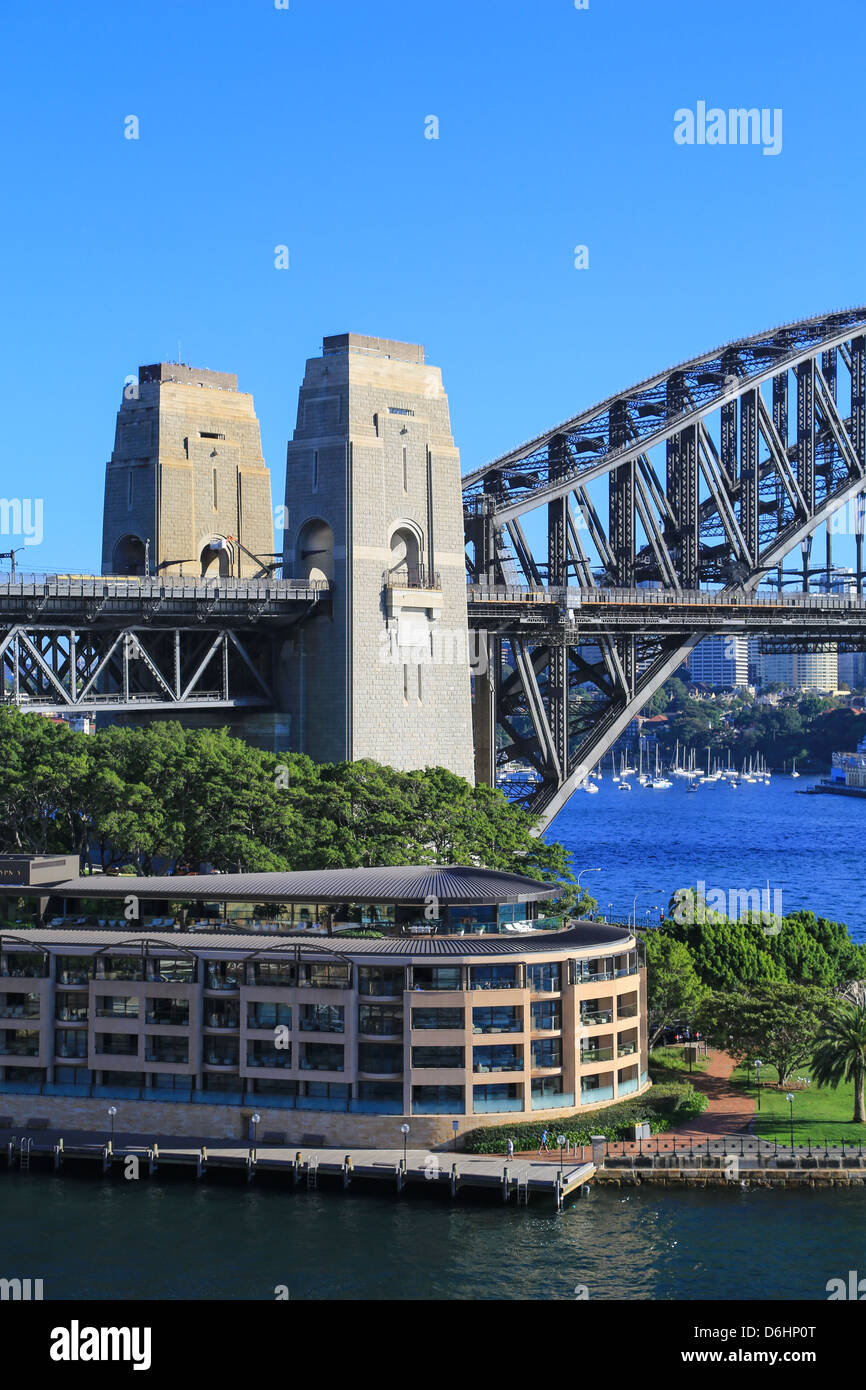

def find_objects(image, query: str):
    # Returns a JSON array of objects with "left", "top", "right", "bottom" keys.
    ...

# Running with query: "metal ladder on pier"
[
  {"left": 18, "top": 1138, "right": 32, "bottom": 1171},
  {"left": 515, "top": 1170, "right": 530, "bottom": 1206},
  {"left": 306, "top": 1155, "right": 319, "bottom": 1190}
]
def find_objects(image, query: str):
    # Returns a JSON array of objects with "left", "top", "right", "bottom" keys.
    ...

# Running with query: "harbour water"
[
  {"left": 0, "top": 1170, "right": 860, "bottom": 1300},
  {"left": 5, "top": 778, "right": 862, "bottom": 1303},
  {"left": 551, "top": 772, "right": 866, "bottom": 941}
]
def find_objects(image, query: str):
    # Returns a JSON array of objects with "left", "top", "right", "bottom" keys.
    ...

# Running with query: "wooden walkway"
[{"left": 1, "top": 1132, "right": 594, "bottom": 1210}]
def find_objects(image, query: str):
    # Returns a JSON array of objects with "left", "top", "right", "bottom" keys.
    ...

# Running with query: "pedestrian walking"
[
  {"left": 538, "top": 1129, "right": 549, "bottom": 1155},
  {"left": 507, "top": 1137, "right": 514, "bottom": 1160}
]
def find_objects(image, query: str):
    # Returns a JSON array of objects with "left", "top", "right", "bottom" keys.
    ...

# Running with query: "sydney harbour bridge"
[{"left": 3, "top": 308, "right": 866, "bottom": 829}]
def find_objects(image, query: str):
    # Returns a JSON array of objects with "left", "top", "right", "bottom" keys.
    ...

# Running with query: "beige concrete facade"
[
  {"left": 101, "top": 363, "right": 275, "bottom": 579},
  {"left": 0, "top": 929, "right": 648, "bottom": 1147}
]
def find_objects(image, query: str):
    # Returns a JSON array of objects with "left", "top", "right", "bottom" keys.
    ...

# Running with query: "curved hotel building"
[{"left": 0, "top": 858, "right": 648, "bottom": 1145}]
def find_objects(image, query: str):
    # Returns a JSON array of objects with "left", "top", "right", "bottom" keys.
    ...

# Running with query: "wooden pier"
[{"left": 1, "top": 1134, "right": 594, "bottom": 1209}]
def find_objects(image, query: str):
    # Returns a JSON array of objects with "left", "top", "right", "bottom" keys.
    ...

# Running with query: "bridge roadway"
[{"left": 466, "top": 583, "right": 866, "bottom": 641}]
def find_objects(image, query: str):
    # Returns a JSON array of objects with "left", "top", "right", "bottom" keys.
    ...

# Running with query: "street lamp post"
[
  {"left": 754, "top": 1059, "right": 763, "bottom": 1112},
  {"left": 557, "top": 1134, "right": 567, "bottom": 1175},
  {"left": 400, "top": 1122, "right": 410, "bottom": 1169},
  {"left": 786, "top": 1092, "right": 795, "bottom": 1151},
  {"left": 632, "top": 892, "right": 663, "bottom": 931},
  {"left": 107, "top": 1106, "right": 117, "bottom": 1147},
  {"left": 251, "top": 1111, "right": 261, "bottom": 1151}
]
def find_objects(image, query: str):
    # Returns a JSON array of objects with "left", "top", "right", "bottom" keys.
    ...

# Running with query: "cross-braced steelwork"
[
  {"left": 0, "top": 576, "right": 329, "bottom": 714},
  {"left": 464, "top": 309, "right": 866, "bottom": 827}
]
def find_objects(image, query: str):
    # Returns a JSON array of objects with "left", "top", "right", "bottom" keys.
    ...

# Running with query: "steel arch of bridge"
[{"left": 463, "top": 308, "right": 866, "bottom": 828}]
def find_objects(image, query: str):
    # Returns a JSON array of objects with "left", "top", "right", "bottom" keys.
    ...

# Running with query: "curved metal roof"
[
  {"left": 5, "top": 921, "right": 633, "bottom": 957},
  {"left": 46, "top": 864, "right": 561, "bottom": 906}
]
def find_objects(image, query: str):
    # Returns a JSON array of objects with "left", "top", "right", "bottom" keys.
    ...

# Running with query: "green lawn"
[
  {"left": 731, "top": 1062, "right": 866, "bottom": 1147},
  {"left": 649, "top": 1046, "right": 708, "bottom": 1082}
]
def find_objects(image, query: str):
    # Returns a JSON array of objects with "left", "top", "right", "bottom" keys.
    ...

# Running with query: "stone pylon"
[
  {"left": 102, "top": 363, "right": 275, "bottom": 578},
  {"left": 281, "top": 333, "right": 475, "bottom": 781}
]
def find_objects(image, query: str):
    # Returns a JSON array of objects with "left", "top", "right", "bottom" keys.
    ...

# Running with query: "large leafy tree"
[
  {"left": 811, "top": 1000, "right": 866, "bottom": 1123},
  {"left": 696, "top": 982, "right": 830, "bottom": 1086},
  {"left": 643, "top": 931, "right": 705, "bottom": 1048},
  {"left": 0, "top": 711, "right": 576, "bottom": 901}
]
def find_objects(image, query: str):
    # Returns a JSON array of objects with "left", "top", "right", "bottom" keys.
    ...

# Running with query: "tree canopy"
[{"left": 0, "top": 710, "right": 579, "bottom": 904}]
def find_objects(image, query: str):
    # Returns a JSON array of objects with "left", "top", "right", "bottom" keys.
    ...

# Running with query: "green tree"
[
  {"left": 696, "top": 982, "right": 829, "bottom": 1086},
  {"left": 811, "top": 1000, "right": 866, "bottom": 1123},
  {"left": 643, "top": 931, "right": 705, "bottom": 1047}
]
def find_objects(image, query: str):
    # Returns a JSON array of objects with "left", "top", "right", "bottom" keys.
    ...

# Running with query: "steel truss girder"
[
  {"left": 462, "top": 310, "right": 866, "bottom": 828},
  {"left": 0, "top": 624, "right": 277, "bottom": 715}
]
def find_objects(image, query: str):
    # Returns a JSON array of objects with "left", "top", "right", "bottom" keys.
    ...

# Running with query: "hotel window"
[
  {"left": 201, "top": 1073, "right": 242, "bottom": 1094},
  {"left": 468, "top": 964, "right": 518, "bottom": 991},
  {"left": 54, "top": 1065, "right": 92, "bottom": 1086},
  {"left": 101, "top": 1070, "right": 145, "bottom": 1089},
  {"left": 412, "top": 965, "right": 462, "bottom": 992},
  {"left": 248, "top": 1002, "right": 292, "bottom": 1030},
  {"left": 302, "top": 1080, "right": 350, "bottom": 1101},
  {"left": 412, "top": 1084, "right": 464, "bottom": 1114},
  {"left": 473, "top": 1082, "right": 522, "bottom": 1113},
  {"left": 55, "top": 956, "right": 92, "bottom": 986},
  {"left": 530, "top": 1000, "right": 561, "bottom": 1032},
  {"left": 145, "top": 998, "right": 190, "bottom": 1026},
  {"left": 0, "top": 1028, "right": 40, "bottom": 1056},
  {"left": 55, "top": 1029, "right": 87, "bottom": 1059},
  {"left": 147, "top": 1073, "right": 193, "bottom": 1095},
  {"left": 472, "top": 1006, "right": 522, "bottom": 1034},
  {"left": 203, "top": 1001, "right": 239, "bottom": 1029},
  {"left": 299, "top": 1003, "right": 343, "bottom": 1033},
  {"left": 147, "top": 957, "right": 195, "bottom": 984},
  {"left": 98, "top": 956, "right": 143, "bottom": 982},
  {"left": 298, "top": 963, "right": 351, "bottom": 990},
  {"left": 1, "top": 992, "right": 40, "bottom": 1020},
  {"left": 358, "top": 966, "right": 404, "bottom": 998},
  {"left": 248, "top": 1039, "right": 292, "bottom": 1069},
  {"left": 2, "top": 953, "right": 47, "bottom": 979},
  {"left": 55, "top": 995, "right": 87, "bottom": 1025},
  {"left": 473, "top": 1044, "right": 523, "bottom": 1073},
  {"left": 358, "top": 1003, "right": 403, "bottom": 1036},
  {"left": 356, "top": 1080, "right": 402, "bottom": 1109},
  {"left": 250, "top": 961, "right": 296, "bottom": 987},
  {"left": 205, "top": 961, "right": 243, "bottom": 991},
  {"left": 412, "top": 1045, "right": 464, "bottom": 1069},
  {"left": 300, "top": 1042, "right": 345, "bottom": 1071},
  {"left": 531, "top": 1038, "right": 562, "bottom": 1069},
  {"left": 527, "top": 961, "right": 561, "bottom": 994},
  {"left": 531, "top": 1075, "right": 565, "bottom": 1103},
  {"left": 204, "top": 1039, "right": 239, "bottom": 1067},
  {"left": 357, "top": 1042, "right": 402, "bottom": 1074},
  {"left": 96, "top": 995, "right": 139, "bottom": 1019},
  {"left": 145, "top": 1036, "right": 189, "bottom": 1065},
  {"left": 250, "top": 1077, "right": 298, "bottom": 1097},
  {"left": 402, "top": 445, "right": 408, "bottom": 491},
  {"left": 95, "top": 1032, "right": 139, "bottom": 1057},
  {"left": 411, "top": 1006, "right": 464, "bottom": 1030}
]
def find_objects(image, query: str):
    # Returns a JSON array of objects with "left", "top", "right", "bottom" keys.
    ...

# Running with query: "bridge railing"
[
  {"left": 467, "top": 583, "right": 865, "bottom": 610},
  {"left": 0, "top": 574, "right": 333, "bottom": 600}
]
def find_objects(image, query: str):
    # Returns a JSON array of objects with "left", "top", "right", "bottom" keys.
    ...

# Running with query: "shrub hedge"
[{"left": 460, "top": 1081, "right": 708, "bottom": 1153}]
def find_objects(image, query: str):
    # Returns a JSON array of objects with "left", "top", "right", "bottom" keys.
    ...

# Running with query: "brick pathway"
[{"left": 510, "top": 1050, "right": 756, "bottom": 1159}]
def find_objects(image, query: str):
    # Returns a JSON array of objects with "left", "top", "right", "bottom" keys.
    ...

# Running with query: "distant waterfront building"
[
  {"left": 0, "top": 859, "right": 648, "bottom": 1146},
  {"left": 688, "top": 635, "right": 749, "bottom": 689},
  {"left": 757, "top": 648, "right": 839, "bottom": 693}
]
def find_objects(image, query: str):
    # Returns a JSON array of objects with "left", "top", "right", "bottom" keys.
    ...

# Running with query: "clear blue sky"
[{"left": 1, "top": 0, "right": 864, "bottom": 572}]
